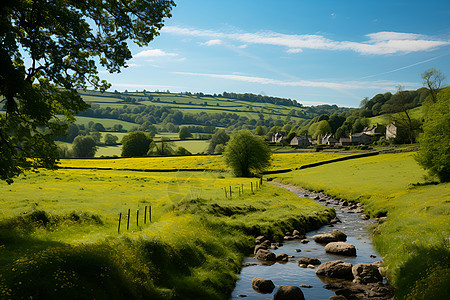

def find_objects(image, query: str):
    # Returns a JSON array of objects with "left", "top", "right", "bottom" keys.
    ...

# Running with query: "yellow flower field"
[{"left": 58, "top": 152, "right": 354, "bottom": 172}]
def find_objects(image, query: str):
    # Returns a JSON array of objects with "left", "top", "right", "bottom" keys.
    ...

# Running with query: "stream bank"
[{"left": 231, "top": 184, "right": 393, "bottom": 299}]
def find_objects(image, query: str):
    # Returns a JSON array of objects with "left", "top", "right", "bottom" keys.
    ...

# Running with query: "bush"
[
  {"left": 72, "top": 136, "right": 97, "bottom": 158},
  {"left": 415, "top": 87, "right": 450, "bottom": 182},
  {"left": 121, "top": 131, "right": 152, "bottom": 157},
  {"left": 224, "top": 130, "right": 271, "bottom": 177}
]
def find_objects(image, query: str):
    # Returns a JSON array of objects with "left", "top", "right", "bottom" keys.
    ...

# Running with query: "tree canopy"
[
  {"left": 0, "top": 0, "right": 175, "bottom": 183},
  {"left": 224, "top": 130, "right": 271, "bottom": 177},
  {"left": 121, "top": 131, "right": 153, "bottom": 157},
  {"left": 415, "top": 87, "right": 450, "bottom": 182},
  {"left": 72, "top": 136, "right": 97, "bottom": 158}
]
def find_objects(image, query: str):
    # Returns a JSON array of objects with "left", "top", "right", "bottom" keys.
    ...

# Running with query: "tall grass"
[
  {"left": 275, "top": 152, "right": 450, "bottom": 299},
  {"left": 0, "top": 169, "right": 333, "bottom": 299}
]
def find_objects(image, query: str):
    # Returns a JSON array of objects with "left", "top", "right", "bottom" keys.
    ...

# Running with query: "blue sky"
[{"left": 102, "top": 0, "right": 450, "bottom": 107}]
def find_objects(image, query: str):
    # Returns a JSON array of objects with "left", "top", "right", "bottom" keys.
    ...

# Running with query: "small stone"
[
  {"left": 299, "top": 264, "right": 307, "bottom": 268},
  {"left": 360, "top": 214, "right": 370, "bottom": 220},
  {"left": 299, "top": 284, "right": 312, "bottom": 288},
  {"left": 294, "top": 249, "right": 302, "bottom": 252},
  {"left": 307, "top": 264, "right": 315, "bottom": 269},
  {"left": 273, "top": 285, "right": 305, "bottom": 300},
  {"left": 276, "top": 253, "right": 289, "bottom": 262},
  {"left": 369, "top": 254, "right": 377, "bottom": 258},
  {"left": 301, "top": 239, "right": 309, "bottom": 244},
  {"left": 251, "top": 277, "right": 275, "bottom": 294},
  {"left": 237, "top": 295, "right": 247, "bottom": 298},
  {"left": 298, "top": 257, "right": 321, "bottom": 265}
]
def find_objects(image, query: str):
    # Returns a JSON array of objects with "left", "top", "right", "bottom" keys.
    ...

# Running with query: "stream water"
[{"left": 230, "top": 185, "right": 381, "bottom": 299}]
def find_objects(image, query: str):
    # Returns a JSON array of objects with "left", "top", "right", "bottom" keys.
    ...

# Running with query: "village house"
[
  {"left": 271, "top": 131, "right": 287, "bottom": 143},
  {"left": 290, "top": 135, "right": 312, "bottom": 148},
  {"left": 338, "top": 132, "right": 372, "bottom": 146},
  {"left": 339, "top": 137, "right": 352, "bottom": 146},
  {"left": 351, "top": 132, "right": 373, "bottom": 145},
  {"left": 321, "top": 133, "right": 338, "bottom": 145},
  {"left": 363, "top": 124, "right": 386, "bottom": 136},
  {"left": 386, "top": 123, "right": 398, "bottom": 141}
]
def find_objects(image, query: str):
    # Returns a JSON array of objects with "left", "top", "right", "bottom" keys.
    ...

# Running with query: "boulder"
[
  {"left": 312, "top": 233, "right": 338, "bottom": 244},
  {"left": 251, "top": 277, "right": 275, "bottom": 294},
  {"left": 316, "top": 260, "right": 353, "bottom": 280},
  {"left": 300, "top": 239, "right": 309, "bottom": 244},
  {"left": 284, "top": 235, "right": 295, "bottom": 241},
  {"left": 331, "top": 229, "right": 347, "bottom": 241},
  {"left": 293, "top": 234, "right": 306, "bottom": 240},
  {"left": 325, "top": 242, "right": 357, "bottom": 256},
  {"left": 352, "top": 263, "right": 383, "bottom": 284},
  {"left": 273, "top": 285, "right": 305, "bottom": 300},
  {"left": 297, "top": 257, "right": 321, "bottom": 266},
  {"left": 254, "top": 244, "right": 268, "bottom": 255},
  {"left": 276, "top": 253, "right": 289, "bottom": 262},
  {"left": 261, "top": 240, "right": 271, "bottom": 248},
  {"left": 360, "top": 214, "right": 370, "bottom": 220},
  {"left": 255, "top": 249, "right": 276, "bottom": 261},
  {"left": 255, "top": 235, "right": 266, "bottom": 244},
  {"left": 328, "top": 296, "right": 347, "bottom": 300}
]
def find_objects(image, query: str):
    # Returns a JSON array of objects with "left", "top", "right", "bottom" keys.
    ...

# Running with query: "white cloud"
[
  {"left": 134, "top": 48, "right": 178, "bottom": 58},
  {"left": 172, "top": 71, "right": 409, "bottom": 91},
  {"left": 201, "top": 39, "right": 223, "bottom": 46},
  {"left": 162, "top": 26, "right": 449, "bottom": 55},
  {"left": 286, "top": 48, "right": 303, "bottom": 54}
]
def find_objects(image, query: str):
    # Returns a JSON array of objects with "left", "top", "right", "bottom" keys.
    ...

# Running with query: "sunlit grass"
[
  {"left": 275, "top": 152, "right": 450, "bottom": 299},
  {"left": 58, "top": 152, "right": 354, "bottom": 172},
  {"left": 0, "top": 168, "right": 333, "bottom": 299}
]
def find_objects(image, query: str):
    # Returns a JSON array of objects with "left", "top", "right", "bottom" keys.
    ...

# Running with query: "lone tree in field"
[
  {"left": 224, "top": 130, "right": 271, "bottom": 177},
  {"left": 121, "top": 131, "right": 153, "bottom": 157},
  {"left": 72, "top": 136, "right": 97, "bottom": 158},
  {"left": 0, "top": 0, "right": 175, "bottom": 183}
]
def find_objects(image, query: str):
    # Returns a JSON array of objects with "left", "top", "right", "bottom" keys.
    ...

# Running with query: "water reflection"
[{"left": 231, "top": 186, "right": 380, "bottom": 299}]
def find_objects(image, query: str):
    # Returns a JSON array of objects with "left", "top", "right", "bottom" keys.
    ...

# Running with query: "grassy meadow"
[
  {"left": 274, "top": 152, "right": 450, "bottom": 299},
  {"left": 0, "top": 155, "right": 336, "bottom": 299},
  {"left": 58, "top": 152, "right": 354, "bottom": 172}
]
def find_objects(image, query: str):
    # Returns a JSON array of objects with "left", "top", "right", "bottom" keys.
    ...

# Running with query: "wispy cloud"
[
  {"left": 134, "top": 48, "right": 179, "bottom": 58},
  {"left": 358, "top": 52, "right": 450, "bottom": 80},
  {"left": 162, "top": 26, "right": 449, "bottom": 55},
  {"left": 172, "top": 71, "right": 411, "bottom": 91},
  {"left": 200, "top": 39, "right": 223, "bottom": 46}
]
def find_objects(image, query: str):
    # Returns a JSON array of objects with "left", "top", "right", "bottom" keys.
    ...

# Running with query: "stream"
[{"left": 230, "top": 185, "right": 381, "bottom": 299}]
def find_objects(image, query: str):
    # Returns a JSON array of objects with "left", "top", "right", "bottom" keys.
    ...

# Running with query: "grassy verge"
[
  {"left": 0, "top": 169, "right": 333, "bottom": 299},
  {"left": 274, "top": 152, "right": 450, "bottom": 299}
]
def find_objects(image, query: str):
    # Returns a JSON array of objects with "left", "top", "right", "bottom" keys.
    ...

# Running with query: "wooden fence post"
[
  {"left": 118, "top": 213, "right": 122, "bottom": 234},
  {"left": 136, "top": 209, "right": 139, "bottom": 227},
  {"left": 251, "top": 182, "right": 253, "bottom": 193},
  {"left": 127, "top": 208, "right": 130, "bottom": 230},
  {"left": 225, "top": 187, "right": 228, "bottom": 198},
  {"left": 242, "top": 184, "right": 244, "bottom": 194},
  {"left": 229, "top": 186, "right": 232, "bottom": 198},
  {"left": 144, "top": 206, "right": 147, "bottom": 224},
  {"left": 149, "top": 206, "right": 152, "bottom": 223}
]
